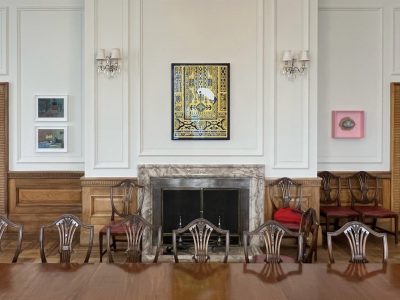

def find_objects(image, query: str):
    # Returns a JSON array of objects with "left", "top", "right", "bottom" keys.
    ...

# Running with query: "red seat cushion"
[
  {"left": 274, "top": 207, "right": 302, "bottom": 224},
  {"left": 99, "top": 221, "right": 126, "bottom": 234},
  {"left": 320, "top": 206, "right": 359, "bottom": 217},
  {"left": 353, "top": 206, "right": 398, "bottom": 218}
]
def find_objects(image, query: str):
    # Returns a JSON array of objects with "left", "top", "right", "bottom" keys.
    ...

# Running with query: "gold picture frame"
[{"left": 171, "top": 63, "right": 230, "bottom": 140}]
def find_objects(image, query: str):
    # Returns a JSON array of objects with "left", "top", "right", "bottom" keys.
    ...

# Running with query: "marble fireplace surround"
[{"left": 137, "top": 164, "right": 265, "bottom": 255}]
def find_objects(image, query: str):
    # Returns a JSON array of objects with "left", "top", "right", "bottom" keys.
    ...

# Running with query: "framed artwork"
[
  {"left": 36, "top": 95, "right": 68, "bottom": 121},
  {"left": 171, "top": 63, "right": 230, "bottom": 140},
  {"left": 36, "top": 127, "right": 67, "bottom": 152},
  {"left": 332, "top": 110, "right": 365, "bottom": 138}
]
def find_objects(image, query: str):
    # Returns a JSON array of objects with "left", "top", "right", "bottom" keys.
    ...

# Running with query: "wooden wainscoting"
[
  {"left": 0, "top": 83, "right": 8, "bottom": 215},
  {"left": 8, "top": 172, "right": 84, "bottom": 233},
  {"left": 391, "top": 82, "right": 400, "bottom": 215},
  {"left": 81, "top": 178, "right": 138, "bottom": 245}
]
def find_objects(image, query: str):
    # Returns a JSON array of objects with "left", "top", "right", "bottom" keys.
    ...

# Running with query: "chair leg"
[
  {"left": 112, "top": 236, "right": 117, "bottom": 251},
  {"left": 395, "top": 215, "right": 399, "bottom": 244},
  {"left": 372, "top": 218, "right": 377, "bottom": 230},
  {"left": 326, "top": 216, "right": 329, "bottom": 234},
  {"left": 99, "top": 233, "right": 103, "bottom": 263}
]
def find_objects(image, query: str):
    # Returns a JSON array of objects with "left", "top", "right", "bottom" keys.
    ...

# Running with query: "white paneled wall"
[
  {"left": 85, "top": 0, "right": 319, "bottom": 177},
  {"left": 2, "top": 0, "right": 319, "bottom": 176},
  {"left": 318, "top": 0, "right": 400, "bottom": 171},
  {"left": 0, "top": 0, "right": 84, "bottom": 171}
]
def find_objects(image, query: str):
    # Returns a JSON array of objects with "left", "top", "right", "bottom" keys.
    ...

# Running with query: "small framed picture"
[
  {"left": 332, "top": 110, "right": 365, "bottom": 139},
  {"left": 36, "top": 127, "right": 67, "bottom": 152},
  {"left": 35, "top": 95, "right": 68, "bottom": 121}
]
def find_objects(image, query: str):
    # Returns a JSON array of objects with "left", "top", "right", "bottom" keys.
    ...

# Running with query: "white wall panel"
[
  {"left": 0, "top": 7, "right": 7, "bottom": 75},
  {"left": 138, "top": 0, "right": 264, "bottom": 157},
  {"left": 16, "top": 7, "right": 83, "bottom": 168},
  {"left": 93, "top": 0, "right": 129, "bottom": 169},
  {"left": 318, "top": 1, "right": 389, "bottom": 171},
  {"left": 394, "top": 8, "right": 400, "bottom": 74},
  {"left": 273, "top": 0, "right": 312, "bottom": 169}
]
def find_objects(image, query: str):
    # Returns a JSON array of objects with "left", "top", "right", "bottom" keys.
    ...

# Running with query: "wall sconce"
[
  {"left": 281, "top": 50, "right": 310, "bottom": 80},
  {"left": 96, "top": 48, "right": 121, "bottom": 78}
]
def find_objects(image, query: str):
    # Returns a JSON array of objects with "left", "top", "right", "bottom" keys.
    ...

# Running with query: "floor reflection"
[
  {"left": 327, "top": 263, "right": 387, "bottom": 282},
  {"left": 243, "top": 263, "right": 303, "bottom": 283}
]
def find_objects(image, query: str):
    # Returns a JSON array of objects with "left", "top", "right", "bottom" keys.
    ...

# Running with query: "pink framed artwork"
[{"left": 332, "top": 111, "right": 365, "bottom": 139}]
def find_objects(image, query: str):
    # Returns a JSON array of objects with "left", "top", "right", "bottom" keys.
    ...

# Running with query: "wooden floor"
[{"left": 1, "top": 233, "right": 400, "bottom": 263}]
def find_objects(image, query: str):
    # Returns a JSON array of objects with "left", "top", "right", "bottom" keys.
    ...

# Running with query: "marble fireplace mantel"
[{"left": 137, "top": 164, "right": 265, "bottom": 254}]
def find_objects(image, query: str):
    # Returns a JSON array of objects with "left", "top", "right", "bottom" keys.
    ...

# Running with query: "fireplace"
[
  {"left": 151, "top": 178, "right": 250, "bottom": 246},
  {"left": 138, "top": 164, "right": 265, "bottom": 255}
]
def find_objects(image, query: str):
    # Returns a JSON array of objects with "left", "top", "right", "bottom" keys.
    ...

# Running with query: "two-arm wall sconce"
[
  {"left": 281, "top": 50, "right": 310, "bottom": 80},
  {"left": 96, "top": 48, "right": 121, "bottom": 78}
]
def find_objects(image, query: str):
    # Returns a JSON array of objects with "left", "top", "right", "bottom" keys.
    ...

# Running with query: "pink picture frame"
[{"left": 332, "top": 110, "right": 365, "bottom": 139}]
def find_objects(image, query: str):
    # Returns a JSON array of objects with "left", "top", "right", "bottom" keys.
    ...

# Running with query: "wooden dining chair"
[
  {"left": 99, "top": 179, "right": 144, "bottom": 262},
  {"left": 268, "top": 177, "right": 319, "bottom": 262},
  {"left": 243, "top": 220, "right": 303, "bottom": 263},
  {"left": 39, "top": 214, "right": 94, "bottom": 263},
  {"left": 0, "top": 216, "right": 23, "bottom": 263},
  {"left": 173, "top": 218, "right": 229, "bottom": 263},
  {"left": 327, "top": 221, "right": 388, "bottom": 263},
  {"left": 107, "top": 214, "right": 162, "bottom": 263},
  {"left": 318, "top": 171, "right": 359, "bottom": 233},
  {"left": 348, "top": 171, "right": 398, "bottom": 244}
]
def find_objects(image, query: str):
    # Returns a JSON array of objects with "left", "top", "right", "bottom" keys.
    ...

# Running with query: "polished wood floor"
[{"left": 1, "top": 232, "right": 399, "bottom": 263}]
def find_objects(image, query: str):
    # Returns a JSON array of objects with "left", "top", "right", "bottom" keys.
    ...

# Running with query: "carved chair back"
[
  {"left": 327, "top": 221, "right": 388, "bottom": 263},
  {"left": 107, "top": 214, "right": 161, "bottom": 263},
  {"left": 111, "top": 179, "right": 144, "bottom": 220},
  {"left": 243, "top": 220, "right": 303, "bottom": 263},
  {"left": 348, "top": 171, "right": 381, "bottom": 207},
  {"left": 173, "top": 218, "right": 229, "bottom": 263},
  {"left": 0, "top": 216, "right": 23, "bottom": 263},
  {"left": 318, "top": 171, "right": 342, "bottom": 206},
  {"left": 40, "top": 214, "right": 94, "bottom": 263},
  {"left": 269, "top": 177, "right": 303, "bottom": 211}
]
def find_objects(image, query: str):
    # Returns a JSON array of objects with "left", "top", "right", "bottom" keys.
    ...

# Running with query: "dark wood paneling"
[
  {"left": 392, "top": 83, "right": 400, "bottom": 213},
  {"left": 0, "top": 83, "right": 8, "bottom": 215},
  {"left": 8, "top": 172, "right": 84, "bottom": 233}
]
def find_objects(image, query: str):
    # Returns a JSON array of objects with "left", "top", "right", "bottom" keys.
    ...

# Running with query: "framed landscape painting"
[
  {"left": 171, "top": 63, "right": 230, "bottom": 140},
  {"left": 36, "top": 127, "right": 67, "bottom": 152},
  {"left": 36, "top": 95, "right": 68, "bottom": 121}
]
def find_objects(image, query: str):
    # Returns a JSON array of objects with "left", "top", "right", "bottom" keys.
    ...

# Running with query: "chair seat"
[
  {"left": 252, "top": 254, "right": 296, "bottom": 263},
  {"left": 274, "top": 208, "right": 302, "bottom": 225},
  {"left": 353, "top": 206, "right": 398, "bottom": 218},
  {"left": 99, "top": 221, "right": 126, "bottom": 234},
  {"left": 320, "top": 206, "right": 359, "bottom": 218}
]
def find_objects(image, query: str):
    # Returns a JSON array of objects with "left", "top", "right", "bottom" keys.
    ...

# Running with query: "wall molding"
[
  {"left": 317, "top": 7, "right": 384, "bottom": 164},
  {"left": 0, "top": 7, "right": 8, "bottom": 75},
  {"left": 137, "top": 0, "right": 264, "bottom": 157},
  {"left": 8, "top": 171, "right": 83, "bottom": 179},
  {"left": 16, "top": 6, "right": 84, "bottom": 164},
  {"left": 273, "top": 0, "right": 311, "bottom": 169},
  {"left": 393, "top": 8, "right": 400, "bottom": 75},
  {"left": 81, "top": 177, "right": 137, "bottom": 187}
]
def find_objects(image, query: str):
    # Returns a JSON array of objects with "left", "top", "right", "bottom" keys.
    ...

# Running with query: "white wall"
[
  {"left": 318, "top": 0, "right": 400, "bottom": 171},
  {"left": 85, "top": 0, "right": 319, "bottom": 178},
  {"left": 0, "top": 0, "right": 84, "bottom": 171}
]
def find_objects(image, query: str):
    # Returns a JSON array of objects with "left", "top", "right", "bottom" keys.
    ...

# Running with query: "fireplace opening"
[
  {"left": 162, "top": 188, "right": 240, "bottom": 245},
  {"left": 151, "top": 177, "right": 250, "bottom": 248}
]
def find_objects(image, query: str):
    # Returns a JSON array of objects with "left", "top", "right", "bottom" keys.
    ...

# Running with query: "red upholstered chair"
[
  {"left": 348, "top": 171, "right": 399, "bottom": 244},
  {"left": 99, "top": 179, "right": 144, "bottom": 262},
  {"left": 318, "top": 171, "right": 359, "bottom": 233},
  {"left": 268, "top": 177, "right": 319, "bottom": 262}
]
